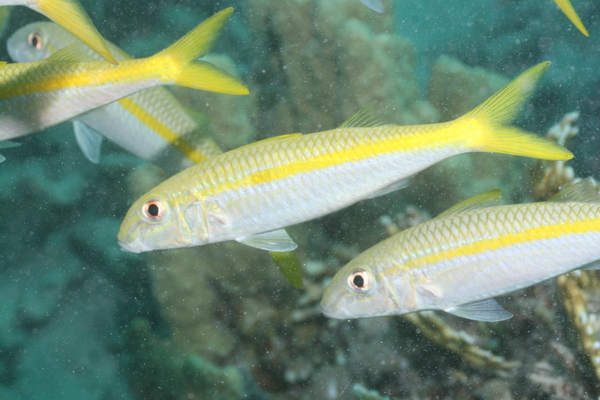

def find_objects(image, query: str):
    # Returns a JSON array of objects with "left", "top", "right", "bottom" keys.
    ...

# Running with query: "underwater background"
[{"left": 0, "top": 0, "right": 600, "bottom": 399}]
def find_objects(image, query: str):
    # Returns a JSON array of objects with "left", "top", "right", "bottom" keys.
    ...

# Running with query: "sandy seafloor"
[{"left": 0, "top": 0, "right": 599, "bottom": 399}]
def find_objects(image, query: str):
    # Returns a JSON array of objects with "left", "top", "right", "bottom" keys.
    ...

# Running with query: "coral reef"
[
  {"left": 125, "top": 319, "right": 272, "bottom": 400},
  {"left": 246, "top": 0, "right": 438, "bottom": 139},
  {"left": 532, "top": 111, "right": 579, "bottom": 200},
  {"left": 2, "top": 0, "right": 600, "bottom": 399},
  {"left": 352, "top": 383, "right": 397, "bottom": 400}
]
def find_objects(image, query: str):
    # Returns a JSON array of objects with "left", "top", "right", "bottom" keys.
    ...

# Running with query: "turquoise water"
[{"left": 0, "top": 0, "right": 599, "bottom": 399}]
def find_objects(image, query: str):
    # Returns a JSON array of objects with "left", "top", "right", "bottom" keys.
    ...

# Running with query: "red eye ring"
[
  {"left": 348, "top": 269, "right": 370, "bottom": 292},
  {"left": 143, "top": 199, "right": 164, "bottom": 220},
  {"left": 27, "top": 32, "right": 43, "bottom": 50}
]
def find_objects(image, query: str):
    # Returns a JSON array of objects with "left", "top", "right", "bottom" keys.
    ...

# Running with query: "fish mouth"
[
  {"left": 118, "top": 237, "right": 148, "bottom": 253},
  {"left": 319, "top": 297, "right": 347, "bottom": 319}
]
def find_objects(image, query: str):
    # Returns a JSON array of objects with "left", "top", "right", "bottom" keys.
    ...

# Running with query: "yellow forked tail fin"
[
  {"left": 460, "top": 62, "right": 573, "bottom": 161},
  {"left": 552, "top": 0, "right": 589, "bottom": 37},
  {"left": 35, "top": 0, "right": 117, "bottom": 64},
  {"left": 154, "top": 8, "right": 249, "bottom": 95}
]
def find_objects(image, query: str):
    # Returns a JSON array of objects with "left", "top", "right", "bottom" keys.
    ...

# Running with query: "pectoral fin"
[
  {"left": 236, "top": 229, "right": 298, "bottom": 252},
  {"left": 444, "top": 299, "right": 513, "bottom": 322},
  {"left": 73, "top": 121, "right": 103, "bottom": 163}
]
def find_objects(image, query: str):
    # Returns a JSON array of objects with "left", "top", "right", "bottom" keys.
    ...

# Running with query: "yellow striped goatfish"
[
  {"left": 321, "top": 179, "right": 600, "bottom": 321},
  {"left": 118, "top": 62, "right": 572, "bottom": 254},
  {"left": 0, "top": 0, "right": 117, "bottom": 63},
  {"left": 7, "top": 21, "right": 222, "bottom": 170},
  {"left": 0, "top": 8, "right": 248, "bottom": 144}
]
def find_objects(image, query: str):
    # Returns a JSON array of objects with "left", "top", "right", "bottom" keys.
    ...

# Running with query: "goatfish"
[
  {"left": 0, "top": 0, "right": 117, "bottom": 63},
  {"left": 6, "top": 20, "right": 305, "bottom": 288},
  {"left": 552, "top": 0, "right": 589, "bottom": 36},
  {"left": 7, "top": 21, "right": 223, "bottom": 171},
  {"left": 320, "top": 179, "right": 600, "bottom": 321},
  {"left": 118, "top": 62, "right": 572, "bottom": 254},
  {"left": 0, "top": 8, "right": 248, "bottom": 143}
]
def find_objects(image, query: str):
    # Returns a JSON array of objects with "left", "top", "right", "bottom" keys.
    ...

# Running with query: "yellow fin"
[
  {"left": 338, "top": 103, "right": 389, "bottom": 128},
  {"left": 549, "top": 177, "right": 600, "bottom": 203},
  {"left": 0, "top": 61, "right": 6, "bottom": 66},
  {"left": 552, "top": 0, "right": 589, "bottom": 36},
  {"left": 437, "top": 190, "right": 503, "bottom": 218},
  {"left": 154, "top": 8, "right": 249, "bottom": 95},
  {"left": 34, "top": 0, "right": 117, "bottom": 63},
  {"left": 461, "top": 62, "right": 573, "bottom": 161},
  {"left": 270, "top": 251, "right": 304, "bottom": 289}
]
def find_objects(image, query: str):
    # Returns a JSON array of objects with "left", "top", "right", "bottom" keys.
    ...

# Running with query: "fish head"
[
  {"left": 320, "top": 258, "right": 406, "bottom": 319},
  {"left": 118, "top": 191, "right": 207, "bottom": 253},
  {"left": 7, "top": 22, "right": 76, "bottom": 62}
]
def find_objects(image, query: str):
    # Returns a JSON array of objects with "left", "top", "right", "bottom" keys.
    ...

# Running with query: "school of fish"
[
  {"left": 7, "top": 21, "right": 223, "bottom": 171},
  {"left": 0, "top": 8, "right": 248, "bottom": 143},
  {"left": 117, "top": 62, "right": 571, "bottom": 254},
  {"left": 0, "top": 0, "right": 595, "bottom": 327}
]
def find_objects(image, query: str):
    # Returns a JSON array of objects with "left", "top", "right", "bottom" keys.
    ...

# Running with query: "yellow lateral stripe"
[
  {"left": 118, "top": 97, "right": 207, "bottom": 163},
  {"left": 0, "top": 58, "right": 172, "bottom": 99},
  {"left": 409, "top": 215, "right": 599, "bottom": 268},
  {"left": 210, "top": 122, "right": 458, "bottom": 194}
]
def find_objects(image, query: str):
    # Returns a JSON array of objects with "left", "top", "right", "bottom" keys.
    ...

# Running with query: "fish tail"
[
  {"left": 459, "top": 62, "right": 573, "bottom": 161},
  {"left": 35, "top": 0, "right": 117, "bottom": 64},
  {"left": 552, "top": 0, "right": 589, "bottom": 37},
  {"left": 153, "top": 8, "right": 249, "bottom": 95}
]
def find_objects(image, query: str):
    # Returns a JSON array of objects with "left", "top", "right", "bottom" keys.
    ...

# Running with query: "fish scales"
[
  {"left": 0, "top": 9, "right": 249, "bottom": 143},
  {"left": 7, "top": 22, "right": 225, "bottom": 167},
  {"left": 159, "top": 124, "right": 463, "bottom": 238},
  {"left": 0, "top": 62, "right": 162, "bottom": 140},
  {"left": 325, "top": 200, "right": 600, "bottom": 318},
  {"left": 118, "top": 62, "right": 573, "bottom": 254}
]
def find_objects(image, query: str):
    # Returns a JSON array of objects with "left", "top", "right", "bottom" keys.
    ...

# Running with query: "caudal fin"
[
  {"left": 552, "top": 0, "right": 589, "bottom": 37},
  {"left": 34, "top": 0, "right": 117, "bottom": 64},
  {"left": 153, "top": 8, "right": 249, "bottom": 95},
  {"left": 459, "top": 62, "right": 573, "bottom": 161}
]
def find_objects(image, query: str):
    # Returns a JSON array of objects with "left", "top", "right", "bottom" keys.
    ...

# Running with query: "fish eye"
[
  {"left": 348, "top": 269, "right": 371, "bottom": 292},
  {"left": 27, "top": 32, "right": 43, "bottom": 50},
  {"left": 143, "top": 199, "right": 165, "bottom": 221}
]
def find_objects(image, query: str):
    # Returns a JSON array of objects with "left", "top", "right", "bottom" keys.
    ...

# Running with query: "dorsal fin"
[
  {"left": 549, "top": 177, "right": 600, "bottom": 203},
  {"left": 46, "top": 42, "right": 99, "bottom": 63},
  {"left": 237, "top": 133, "right": 303, "bottom": 150},
  {"left": 338, "top": 104, "right": 389, "bottom": 128},
  {"left": 437, "top": 190, "right": 503, "bottom": 219}
]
